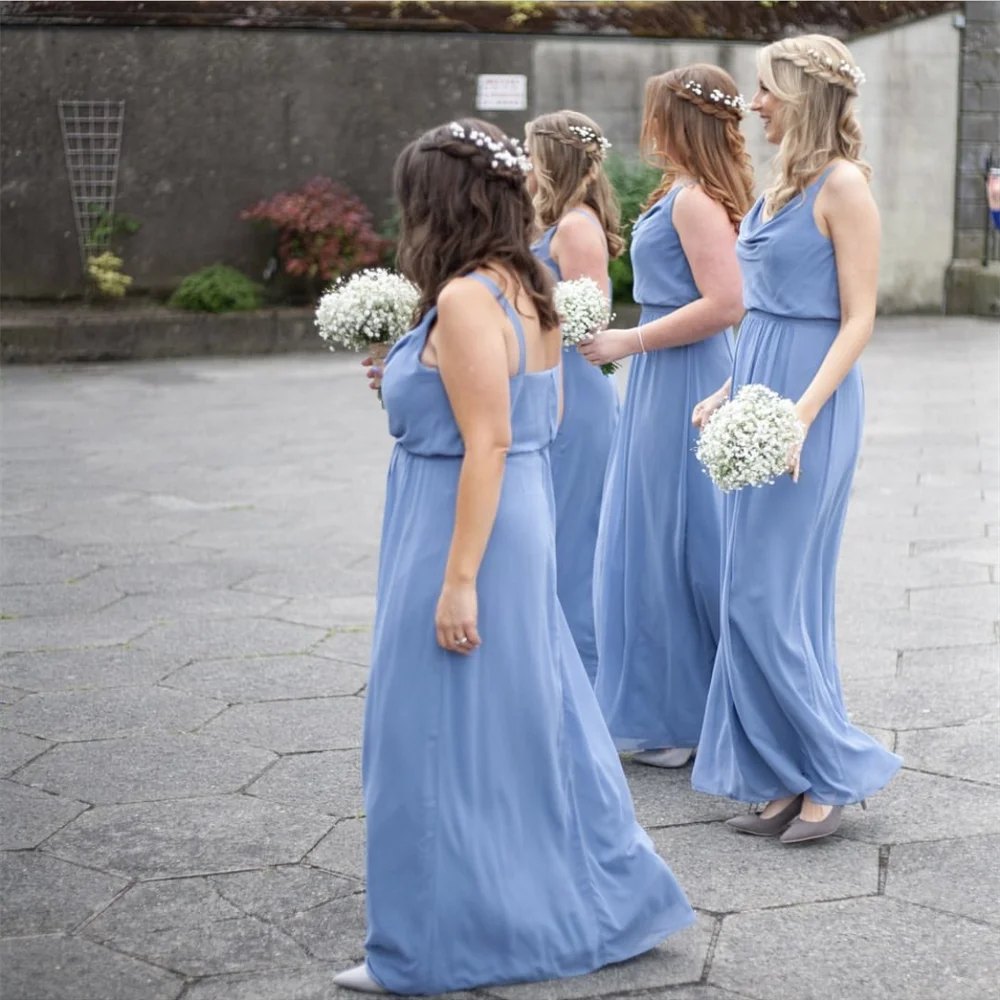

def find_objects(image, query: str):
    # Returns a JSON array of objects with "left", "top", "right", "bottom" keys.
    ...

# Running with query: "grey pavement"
[{"left": 1, "top": 315, "right": 998, "bottom": 1000}]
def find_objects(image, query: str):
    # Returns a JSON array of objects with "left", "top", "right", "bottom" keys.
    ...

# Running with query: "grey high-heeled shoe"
[
  {"left": 333, "top": 964, "right": 389, "bottom": 994},
  {"left": 780, "top": 805, "right": 844, "bottom": 844},
  {"left": 726, "top": 794, "right": 804, "bottom": 837}
]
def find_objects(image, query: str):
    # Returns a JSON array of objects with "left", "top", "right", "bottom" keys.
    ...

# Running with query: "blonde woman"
[
  {"left": 691, "top": 36, "right": 901, "bottom": 844},
  {"left": 525, "top": 111, "right": 621, "bottom": 682},
  {"left": 579, "top": 66, "right": 750, "bottom": 767}
]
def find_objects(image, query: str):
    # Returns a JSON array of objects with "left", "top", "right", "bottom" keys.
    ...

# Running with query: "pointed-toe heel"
[
  {"left": 632, "top": 747, "right": 695, "bottom": 769},
  {"left": 333, "top": 964, "right": 389, "bottom": 994},
  {"left": 780, "top": 805, "right": 844, "bottom": 845},
  {"left": 725, "top": 795, "right": 804, "bottom": 837}
]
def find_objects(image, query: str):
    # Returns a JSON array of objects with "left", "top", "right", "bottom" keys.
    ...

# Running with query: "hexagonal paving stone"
[
  {"left": 709, "top": 897, "right": 998, "bottom": 1000},
  {"left": 896, "top": 720, "right": 999, "bottom": 785},
  {"left": 107, "top": 589, "right": 288, "bottom": 622},
  {"left": 0, "top": 685, "right": 225, "bottom": 741},
  {"left": 272, "top": 595, "right": 375, "bottom": 630},
  {"left": 0, "top": 780, "right": 88, "bottom": 849},
  {"left": 484, "top": 914, "right": 712, "bottom": 1000},
  {"left": 0, "top": 542, "right": 103, "bottom": 587},
  {"left": 0, "top": 935, "right": 184, "bottom": 1000},
  {"left": 310, "top": 628, "right": 373, "bottom": 666},
  {"left": 0, "top": 612, "right": 154, "bottom": 655},
  {"left": 307, "top": 818, "right": 366, "bottom": 881},
  {"left": 0, "top": 647, "right": 183, "bottom": 692},
  {"left": 278, "top": 891, "right": 368, "bottom": 963},
  {"left": 625, "top": 762, "right": 735, "bottom": 829},
  {"left": 649, "top": 822, "right": 878, "bottom": 912},
  {"left": 247, "top": 750, "right": 362, "bottom": 818},
  {"left": 202, "top": 697, "right": 364, "bottom": 753},
  {"left": 908, "top": 583, "right": 1000, "bottom": 622},
  {"left": 16, "top": 734, "right": 276, "bottom": 804},
  {"left": 183, "top": 966, "right": 390, "bottom": 1000},
  {"left": 0, "top": 577, "right": 124, "bottom": 618},
  {"left": 84, "top": 877, "right": 313, "bottom": 977},
  {"left": 0, "top": 851, "right": 127, "bottom": 935},
  {"left": 135, "top": 617, "right": 327, "bottom": 660},
  {"left": 163, "top": 655, "right": 367, "bottom": 703},
  {"left": 84, "top": 559, "right": 261, "bottom": 595},
  {"left": 212, "top": 866, "right": 359, "bottom": 922},
  {"left": 885, "top": 835, "right": 999, "bottom": 926},
  {"left": 837, "top": 769, "right": 1000, "bottom": 845},
  {"left": 43, "top": 794, "right": 335, "bottom": 879},
  {"left": 0, "top": 729, "right": 50, "bottom": 775}
]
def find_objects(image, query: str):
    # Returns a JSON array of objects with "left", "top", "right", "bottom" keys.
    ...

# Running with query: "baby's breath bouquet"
[
  {"left": 696, "top": 384, "right": 805, "bottom": 493},
  {"left": 554, "top": 277, "right": 618, "bottom": 375},
  {"left": 315, "top": 268, "right": 419, "bottom": 364}
]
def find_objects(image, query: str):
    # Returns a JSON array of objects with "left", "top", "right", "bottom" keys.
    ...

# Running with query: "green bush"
[
  {"left": 169, "top": 264, "right": 263, "bottom": 313},
  {"left": 605, "top": 153, "right": 662, "bottom": 305}
]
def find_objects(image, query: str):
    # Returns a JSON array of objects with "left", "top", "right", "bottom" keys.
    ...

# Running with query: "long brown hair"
[
  {"left": 525, "top": 110, "right": 624, "bottom": 258},
  {"left": 757, "top": 35, "right": 871, "bottom": 217},
  {"left": 394, "top": 118, "right": 558, "bottom": 329},
  {"left": 640, "top": 64, "right": 755, "bottom": 229}
]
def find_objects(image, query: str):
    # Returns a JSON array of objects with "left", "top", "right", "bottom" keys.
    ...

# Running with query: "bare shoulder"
[
  {"left": 437, "top": 273, "right": 497, "bottom": 322},
  {"left": 822, "top": 161, "right": 874, "bottom": 206},
  {"left": 674, "top": 183, "right": 731, "bottom": 226}
]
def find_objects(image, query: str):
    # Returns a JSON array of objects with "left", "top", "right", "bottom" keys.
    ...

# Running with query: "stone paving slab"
[{"left": 1, "top": 317, "right": 998, "bottom": 1000}]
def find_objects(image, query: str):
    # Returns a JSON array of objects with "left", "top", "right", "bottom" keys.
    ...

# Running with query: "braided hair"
[
  {"left": 758, "top": 34, "right": 870, "bottom": 217},
  {"left": 640, "top": 64, "right": 755, "bottom": 231},
  {"left": 526, "top": 110, "right": 624, "bottom": 257},
  {"left": 394, "top": 118, "right": 558, "bottom": 328}
]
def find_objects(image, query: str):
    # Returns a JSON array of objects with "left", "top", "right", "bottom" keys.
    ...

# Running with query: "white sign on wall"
[{"left": 475, "top": 74, "right": 528, "bottom": 111}]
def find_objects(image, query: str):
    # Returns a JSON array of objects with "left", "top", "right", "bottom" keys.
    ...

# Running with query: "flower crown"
[
  {"left": 448, "top": 122, "right": 532, "bottom": 175},
  {"left": 567, "top": 124, "right": 612, "bottom": 157},
  {"left": 807, "top": 49, "right": 866, "bottom": 87},
  {"left": 683, "top": 80, "right": 748, "bottom": 115}
]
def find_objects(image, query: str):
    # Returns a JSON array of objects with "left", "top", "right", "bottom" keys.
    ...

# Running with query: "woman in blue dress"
[
  {"left": 525, "top": 110, "right": 620, "bottom": 682},
  {"left": 579, "top": 66, "right": 752, "bottom": 769},
  {"left": 336, "top": 119, "right": 694, "bottom": 996},
  {"left": 690, "top": 36, "right": 901, "bottom": 844}
]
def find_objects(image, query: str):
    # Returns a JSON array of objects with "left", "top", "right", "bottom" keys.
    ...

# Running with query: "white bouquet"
[
  {"left": 696, "top": 384, "right": 805, "bottom": 493},
  {"left": 554, "top": 277, "right": 618, "bottom": 375},
  {"left": 315, "top": 268, "right": 419, "bottom": 363}
]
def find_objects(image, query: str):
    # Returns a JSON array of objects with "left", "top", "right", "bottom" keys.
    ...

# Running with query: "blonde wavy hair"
[
  {"left": 640, "top": 64, "right": 755, "bottom": 231},
  {"left": 525, "top": 110, "right": 624, "bottom": 258},
  {"left": 758, "top": 34, "right": 871, "bottom": 217}
]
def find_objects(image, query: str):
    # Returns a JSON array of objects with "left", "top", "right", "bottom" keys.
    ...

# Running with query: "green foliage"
[
  {"left": 87, "top": 206, "right": 143, "bottom": 248},
  {"left": 168, "top": 264, "right": 263, "bottom": 313},
  {"left": 605, "top": 153, "right": 662, "bottom": 304}
]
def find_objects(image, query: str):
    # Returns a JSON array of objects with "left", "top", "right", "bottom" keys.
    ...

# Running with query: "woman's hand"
[
  {"left": 691, "top": 381, "right": 731, "bottom": 431},
  {"left": 362, "top": 356, "right": 383, "bottom": 392},
  {"left": 578, "top": 329, "right": 634, "bottom": 368},
  {"left": 788, "top": 403, "right": 813, "bottom": 483},
  {"left": 435, "top": 582, "right": 481, "bottom": 655}
]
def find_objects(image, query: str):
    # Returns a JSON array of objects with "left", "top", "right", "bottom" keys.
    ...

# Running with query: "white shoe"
[
  {"left": 333, "top": 964, "right": 389, "bottom": 994},
  {"left": 632, "top": 747, "right": 695, "bottom": 769}
]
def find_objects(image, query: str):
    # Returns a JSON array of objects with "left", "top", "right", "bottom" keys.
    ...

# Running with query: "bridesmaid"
[
  {"left": 691, "top": 35, "right": 901, "bottom": 844},
  {"left": 525, "top": 110, "right": 620, "bottom": 682},
  {"left": 580, "top": 65, "right": 751, "bottom": 768},
  {"left": 337, "top": 119, "right": 694, "bottom": 995}
]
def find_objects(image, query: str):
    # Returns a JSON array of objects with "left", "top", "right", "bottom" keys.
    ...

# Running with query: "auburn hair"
[
  {"left": 640, "top": 64, "right": 755, "bottom": 229},
  {"left": 393, "top": 118, "right": 558, "bottom": 329}
]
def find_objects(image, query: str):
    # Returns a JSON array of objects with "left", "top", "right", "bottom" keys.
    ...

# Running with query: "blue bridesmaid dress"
[
  {"left": 692, "top": 168, "right": 902, "bottom": 805},
  {"left": 593, "top": 186, "right": 733, "bottom": 751},
  {"left": 364, "top": 273, "right": 694, "bottom": 995},
  {"left": 532, "top": 210, "right": 619, "bottom": 682}
]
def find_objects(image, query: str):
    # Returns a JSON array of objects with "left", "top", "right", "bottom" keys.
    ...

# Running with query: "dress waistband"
[{"left": 744, "top": 308, "right": 841, "bottom": 330}]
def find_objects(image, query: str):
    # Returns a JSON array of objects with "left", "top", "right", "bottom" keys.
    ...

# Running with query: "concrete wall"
[
  {"left": 533, "top": 11, "right": 962, "bottom": 312},
  {"left": 0, "top": 17, "right": 961, "bottom": 310}
]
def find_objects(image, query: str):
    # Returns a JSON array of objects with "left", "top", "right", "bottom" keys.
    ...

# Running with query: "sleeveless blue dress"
[
  {"left": 364, "top": 273, "right": 694, "bottom": 995},
  {"left": 532, "top": 211, "right": 619, "bottom": 683},
  {"left": 593, "top": 186, "right": 733, "bottom": 751},
  {"left": 692, "top": 169, "right": 902, "bottom": 805}
]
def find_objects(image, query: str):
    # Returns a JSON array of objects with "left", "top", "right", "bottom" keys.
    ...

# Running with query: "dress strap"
[
  {"left": 807, "top": 164, "right": 839, "bottom": 199},
  {"left": 465, "top": 272, "right": 527, "bottom": 376}
]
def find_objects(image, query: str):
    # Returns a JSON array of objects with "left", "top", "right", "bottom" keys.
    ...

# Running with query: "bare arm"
[
  {"left": 578, "top": 186, "right": 743, "bottom": 365},
  {"left": 551, "top": 211, "right": 610, "bottom": 295},
  {"left": 433, "top": 277, "right": 513, "bottom": 653},
  {"left": 796, "top": 163, "right": 880, "bottom": 427}
]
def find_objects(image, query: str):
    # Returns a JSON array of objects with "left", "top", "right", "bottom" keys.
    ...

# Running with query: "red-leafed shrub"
[{"left": 241, "top": 177, "right": 383, "bottom": 293}]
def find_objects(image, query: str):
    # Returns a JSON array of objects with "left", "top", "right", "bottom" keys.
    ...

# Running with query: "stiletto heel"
[{"left": 726, "top": 795, "right": 804, "bottom": 837}]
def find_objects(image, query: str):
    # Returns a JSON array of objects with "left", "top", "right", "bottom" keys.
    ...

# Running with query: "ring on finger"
[{"left": 456, "top": 636, "right": 469, "bottom": 645}]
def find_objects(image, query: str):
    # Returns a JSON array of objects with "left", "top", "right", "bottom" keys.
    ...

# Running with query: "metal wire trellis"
[{"left": 58, "top": 100, "right": 125, "bottom": 264}]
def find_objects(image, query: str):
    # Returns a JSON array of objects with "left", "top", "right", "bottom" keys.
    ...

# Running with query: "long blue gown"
[
  {"left": 532, "top": 210, "right": 619, "bottom": 682},
  {"left": 593, "top": 186, "right": 733, "bottom": 751},
  {"left": 692, "top": 168, "right": 902, "bottom": 805},
  {"left": 363, "top": 273, "right": 694, "bottom": 995}
]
